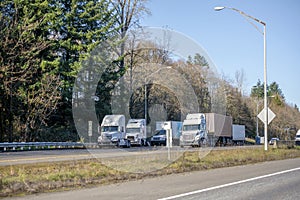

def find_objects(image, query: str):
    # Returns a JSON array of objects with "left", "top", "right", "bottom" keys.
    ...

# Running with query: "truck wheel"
[
  {"left": 199, "top": 138, "right": 207, "bottom": 147},
  {"left": 198, "top": 143, "right": 202, "bottom": 148},
  {"left": 127, "top": 140, "right": 131, "bottom": 148}
]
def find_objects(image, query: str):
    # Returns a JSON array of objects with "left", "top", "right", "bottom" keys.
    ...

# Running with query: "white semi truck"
[
  {"left": 180, "top": 113, "right": 233, "bottom": 147},
  {"left": 97, "top": 115, "right": 131, "bottom": 147},
  {"left": 125, "top": 119, "right": 147, "bottom": 146}
]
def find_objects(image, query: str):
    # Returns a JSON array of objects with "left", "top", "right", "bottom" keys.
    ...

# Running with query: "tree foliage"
[
  {"left": 249, "top": 79, "right": 300, "bottom": 139},
  {"left": 48, "top": 0, "right": 119, "bottom": 141},
  {"left": 0, "top": 0, "right": 121, "bottom": 142},
  {"left": 0, "top": 0, "right": 62, "bottom": 141},
  {"left": 1, "top": 0, "right": 300, "bottom": 143}
]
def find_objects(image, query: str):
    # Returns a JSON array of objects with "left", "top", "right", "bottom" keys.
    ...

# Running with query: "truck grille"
[
  {"left": 127, "top": 136, "right": 134, "bottom": 141},
  {"left": 102, "top": 135, "right": 112, "bottom": 141},
  {"left": 182, "top": 134, "right": 194, "bottom": 141}
]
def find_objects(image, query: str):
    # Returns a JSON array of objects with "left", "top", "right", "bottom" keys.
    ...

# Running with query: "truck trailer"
[
  {"left": 295, "top": 130, "right": 300, "bottom": 145},
  {"left": 97, "top": 115, "right": 131, "bottom": 147},
  {"left": 232, "top": 124, "right": 245, "bottom": 145}
]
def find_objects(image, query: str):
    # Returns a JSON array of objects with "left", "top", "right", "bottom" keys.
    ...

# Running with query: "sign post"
[
  {"left": 257, "top": 107, "right": 276, "bottom": 150},
  {"left": 88, "top": 121, "right": 93, "bottom": 144}
]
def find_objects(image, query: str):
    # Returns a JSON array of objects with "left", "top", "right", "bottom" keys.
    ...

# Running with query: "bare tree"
[
  {"left": 110, "top": 0, "right": 150, "bottom": 68},
  {"left": 235, "top": 68, "right": 246, "bottom": 95}
]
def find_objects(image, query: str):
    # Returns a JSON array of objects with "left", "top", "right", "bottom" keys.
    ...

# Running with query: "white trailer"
[
  {"left": 125, "top": 119, "right": 146, "bottom": 146},
  {"left": 232, "top": 124, "right": 245, "bottom": 145},
  {"left": 295, "top": 130, "right": 300, "bottom": 145},
  {"left": 97, "top": 115, "right": 130, "bottom": 147}
]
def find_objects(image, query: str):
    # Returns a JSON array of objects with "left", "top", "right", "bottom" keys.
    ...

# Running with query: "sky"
[{"left": 140, "top": 0, "right": 300, "bottom": 107}]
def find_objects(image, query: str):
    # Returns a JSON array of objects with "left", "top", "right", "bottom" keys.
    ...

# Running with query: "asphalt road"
[
  {"left": 0, "top": 146, "right": 258, "bottom": 166},
  {"left": 4, "top": 158, "right": 300, "bottom": 200},
  {"left": 0, "top": 149, "right": 94, "bottom": 166}
]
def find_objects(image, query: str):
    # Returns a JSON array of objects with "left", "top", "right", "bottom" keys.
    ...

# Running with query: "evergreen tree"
[
  {"left": 0, "top": 0, "right": 120, "bottom": 141},
  {"left": 0, "top": 0, "right": 61, "bottom": 141},
  {"left": 250, "top": 79, "right": 264, "bottom": 99},
  {"left": 48, "top": 0, "right": 120, "bottom": 141},
  {"left": 295, "top": 104, "right": 299, "bottom": 112}
]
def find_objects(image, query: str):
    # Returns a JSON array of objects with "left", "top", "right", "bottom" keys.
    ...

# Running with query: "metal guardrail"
[
  {"left": 1, "top": 140, "right": 299, "bottom": 152},
  {"left": 0, "top": 142, "right": 87, "bottom": 151}
]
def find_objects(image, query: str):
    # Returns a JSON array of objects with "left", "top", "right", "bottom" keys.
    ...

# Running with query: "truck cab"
[
  {"left": 180, "top": 113, "right": 207, "bottom": 147},
  {"left": 125, "top": 119, "right": 146, "bottom": 146},
  {"left": 98, "top": 115, "right": 130, "bottom": 147}
]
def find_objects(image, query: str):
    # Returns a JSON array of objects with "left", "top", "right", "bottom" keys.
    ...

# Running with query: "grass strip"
[{"left": 1, "top": 146, "right": 300, "bottom": 197}]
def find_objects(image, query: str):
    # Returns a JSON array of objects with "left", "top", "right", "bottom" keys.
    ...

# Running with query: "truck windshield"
[
  {"left": 101, "top": 126, "right": 118, "bottom": 132},
  {"left": 183, "top": 124, "right": 206, "bottom": 131},
  {"left": 183, "top": 124, "right": 200, "bottom": 131},
  {"left": 126, "top": 128, "right": 140, "bottom": 133}
]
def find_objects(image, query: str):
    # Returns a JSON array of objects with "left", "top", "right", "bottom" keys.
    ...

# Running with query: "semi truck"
[
  {"left": 150, "top": 121, "right": 182, "bottom": 146},
  {"left": 125, "top": 119, "right": 147, "bottom": 146},
  {"left": 97, "top": 115, "right": 131, "bottom": 147},
  {"left": 180, "top": 113, "right": 233, "bottom": 147}
]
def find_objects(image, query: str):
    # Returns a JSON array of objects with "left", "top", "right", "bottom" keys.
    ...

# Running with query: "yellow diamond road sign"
[{"left": 257, "top": 107, "right": 276, "bottom": 125}]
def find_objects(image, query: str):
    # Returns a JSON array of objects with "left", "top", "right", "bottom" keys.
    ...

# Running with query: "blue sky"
[{"left": 140, "top": 0, "right": 300, "bottom": 107}]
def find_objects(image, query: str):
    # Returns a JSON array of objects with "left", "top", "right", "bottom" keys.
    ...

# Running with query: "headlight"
[{"left": 160, "top": 135, "right": 166, "bottom": 140}]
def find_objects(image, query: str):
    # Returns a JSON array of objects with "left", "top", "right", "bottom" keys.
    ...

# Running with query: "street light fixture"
[
  {"left": 214, "top": 6, "right": 225, "bottom": 11},
  {"left": 214, "top": 6, "right": 269, "bottom": 150},
  {"left": 144, "top": 66, "right": 172, "bottom": 144}
]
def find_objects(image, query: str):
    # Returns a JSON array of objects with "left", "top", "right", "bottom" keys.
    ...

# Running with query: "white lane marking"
[{"left": 158, "top": 167, "right": 300, "bottom": 200}]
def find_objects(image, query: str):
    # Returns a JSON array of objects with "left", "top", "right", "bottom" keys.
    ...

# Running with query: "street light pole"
[
  {"left": 144, "top": 79, "right": 147, "bottom": 129},
  {"left": 214, "top": 6, "right": 268, "bottom": 150},
  {"left": 256, "top": 97, "right": 259, "bottom": 138},
  {"left": 263, "top": 25, "right": 268, "bottom": 151}
]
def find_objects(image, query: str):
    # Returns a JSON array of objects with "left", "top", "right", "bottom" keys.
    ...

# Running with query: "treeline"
[
  {"left": 0, "top": 0, "right": 149, "bottom": 142},
  {"left": 1, "top": 0, "right": 299, "bottom": 143}
]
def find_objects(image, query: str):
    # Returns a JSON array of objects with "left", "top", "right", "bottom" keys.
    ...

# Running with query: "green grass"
[{"left": 1, "top": 146, "right": 300, "bottom": 197}]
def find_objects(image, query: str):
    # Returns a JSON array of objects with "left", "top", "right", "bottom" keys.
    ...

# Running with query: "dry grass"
[{"left": 1, "top": 147, "right": 300, "bottom": 197}]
